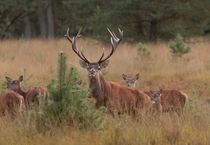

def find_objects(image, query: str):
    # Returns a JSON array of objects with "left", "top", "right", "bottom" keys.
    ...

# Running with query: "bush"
[
  {"left": 136, "top": 42, "right": 150, "bottom": 57},
  {"left": 169, "top": 34, "right": 191, "bottom": 57},
  {"left": 36, "top": 52, "right": 105, "bottom": 131}
]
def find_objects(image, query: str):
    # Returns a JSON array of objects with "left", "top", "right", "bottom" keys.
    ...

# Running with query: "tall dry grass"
[
  {"left": 0, "top": 39, "right": 210, "bottom": 144},
  {"left": 0, "top": 39, "right": 210, "bottom": 97}
]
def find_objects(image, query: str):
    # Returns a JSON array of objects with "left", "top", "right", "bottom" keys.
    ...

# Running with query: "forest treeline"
[{"left": 0, "top": 0, "right": 210, "bottom": 41}]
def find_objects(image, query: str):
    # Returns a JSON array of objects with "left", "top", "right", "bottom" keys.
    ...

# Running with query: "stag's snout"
[{"left": 88, "top": 68, "right": 97, "bottom": 77}]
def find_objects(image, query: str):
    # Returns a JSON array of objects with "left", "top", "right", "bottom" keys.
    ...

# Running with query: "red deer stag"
[
  {"left": 145, "top": 89, "right": 188, "bottom": 114},
  {"left": 122, "top": 73, "right": 140, "bottom": 88},
  {"left": 0, "top": 92, "right": 24, "bottom": 117},
  {"left": 65, "top": 28, "right": 151, "bottom": 116},
  {"left": 5, "top": 76, "right": 49, "bottom": 110}
]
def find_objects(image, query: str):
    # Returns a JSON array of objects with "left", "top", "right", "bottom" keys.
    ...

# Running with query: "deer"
[
  {"left": 122, "top": 73, "right": 140, "bottom": 88},
  {"left": 122, "top": 74, "right": 187, "bottom": 114},
  {"left": 65, "top": 28, "right": 151, "bottom": 117},
  {"left": 148, "top": 90, "right": 162, "bottom": 114},
  {"left": 145, "top": 89, "right": 188, "bottom": 114},
  {"left": 5, "top": 75, "right": 49, "bottom": 110},
  {"left": 122, "top": 74, "right": 162, "bottom": 114},
  {"left": 0, "top": 91, "right": 24, "bottom": 117}
]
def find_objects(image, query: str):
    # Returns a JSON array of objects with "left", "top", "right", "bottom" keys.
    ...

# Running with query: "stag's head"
[
  {"left": 5, "top": 76, "right": 23, "bottom": 91},
  {"left": 122, "top": 73, "right": 139, "bottom": 88},
  {"left": 149, "top": 90, "right": 162, "bottom": 104},
  {"left": 65, "top": 28, "right": 123, "bottom": 78}
]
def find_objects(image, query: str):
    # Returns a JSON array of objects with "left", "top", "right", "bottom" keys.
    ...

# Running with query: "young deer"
[
  {"left": 65, "top": 28, "right": 151, "bottom": 116},
  {"left": 0, "top": 92, "right": 24, "bottom": 117},
  {"left": 148, "top": 90, "right": 163, "bottom": 114},
  {"left": 145, "top": 89, "right": 187, "bottom": 114},
  {"left": 5, "top": 76, "right": 49, "bottom": 110},
  {"left": 122, "top": 73, "right": 140, "bottom": 88}
]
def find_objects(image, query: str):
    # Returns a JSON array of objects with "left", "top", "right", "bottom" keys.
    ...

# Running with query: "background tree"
[{"left": 0, "top": 0, "right": 210, "bottom": 41}]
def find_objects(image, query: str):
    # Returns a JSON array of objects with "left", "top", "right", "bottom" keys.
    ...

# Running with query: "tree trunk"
[
  {"left": 46, "top": 0, "right": 55, "bottom": 39},
  {"left": 38, "top": 7, "right": 47, "bottom": 39},
  {"left": 149, "top": 19, "right": 158, "bottom": 42},
  {"left": 24, "top": 15, "right": 32, "bottom": 39}
]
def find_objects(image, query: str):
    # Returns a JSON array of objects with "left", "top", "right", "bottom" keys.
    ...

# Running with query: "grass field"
[{"left": 0, "top": 39, "right": 210, "bottom": 145}]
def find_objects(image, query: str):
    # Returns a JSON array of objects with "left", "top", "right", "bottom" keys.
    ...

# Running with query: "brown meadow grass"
[{"left": 0, "top": 39, "right": 210, "bottom": 144}]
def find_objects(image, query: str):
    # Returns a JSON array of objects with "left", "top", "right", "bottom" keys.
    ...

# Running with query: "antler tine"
[
  {"left": 65, "top": 28, "right": 90, "bottom": 63},
  {"left": 107, "top": 28, "right": 116, "bottom": 40},
  {"left": 98, "top": 47, "right": 105, "bottom": 62},
  {"left": 76, "top": 27, "right": 82, "bottom": 38},
  {"left": 80, "top": 48, "right": 90, "bottom": 63},
  {"left": 112, "top": 31, "right": 118, "bottom": 40},
  {"left": 98, "top": 28, "right": 123, "bottom": 63},
  {"left": 72, "top": 37, "right": 90, "bottom": 63},
  {"left": 118, "top": 28, "right": 123, "bottom": 40},
  {"left": 64, "top": 28, "right": 72, "bottom": 43}
]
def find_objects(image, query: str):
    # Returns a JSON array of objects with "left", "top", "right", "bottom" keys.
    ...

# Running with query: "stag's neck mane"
[{"left": 89, "top": 73, "right": 109, "bottom": 107}]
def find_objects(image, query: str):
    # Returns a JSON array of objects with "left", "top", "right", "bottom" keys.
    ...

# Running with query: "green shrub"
[
  {"left": 136, "top": 42, "right": 150, "bottom": 57},
  {"left": 169, "top": 34, "right": 191, "bottom": 57},
  {"left": 36, "top": 52, "right": 105, "bottom": 131}
]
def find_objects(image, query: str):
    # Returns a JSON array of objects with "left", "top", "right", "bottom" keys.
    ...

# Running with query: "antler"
[
  {"left": 64, "top": 28, "right": 90, "bottom": 63},
  {"left": 98, "top": 28, "right": 123, "bottom": 63}
]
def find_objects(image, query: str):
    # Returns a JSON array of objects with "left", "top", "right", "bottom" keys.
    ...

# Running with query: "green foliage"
[
  {"left": 36, "top": 52, "right": 105, "bottom": 131},
  {"left": 1, "top": 0, "right": 210, "bottom": 40},
  {"left": 0, "top": 0, "right": 46, "bottom": 38},
  {"left": 136, "top": 42, "right": 150, "bottom": 56},
  {"left": 169, "top": 34, "right": 191, "bottom": 57}
]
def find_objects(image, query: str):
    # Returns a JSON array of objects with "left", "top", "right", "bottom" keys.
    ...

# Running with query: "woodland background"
[{"left": 1, "top": 0, "right": 210, "bottom": 41}]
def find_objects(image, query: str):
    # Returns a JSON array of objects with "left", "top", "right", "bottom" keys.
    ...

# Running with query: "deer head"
[
  {"left": 122, "top": 73, "right": 140, "bottom": 88},
  {"left": 65, "top": 28, "right": 123, "bottom": 77},
  {"left": 5, "top": 76, "right": 23, "bottom": 92},
  {"left": 149, "top": 90, "right": 162, "bottom": 104}
]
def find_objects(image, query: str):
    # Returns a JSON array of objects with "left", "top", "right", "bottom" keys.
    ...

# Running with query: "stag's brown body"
[
  {"left": 90, "top": 75, "right": 151, "bottom": 115},
  {"left": 145, "top": 90, "right": 187, "bottom": 113},
  {"left": 0, "top": 92, "right": 24, "bottom": 116}
]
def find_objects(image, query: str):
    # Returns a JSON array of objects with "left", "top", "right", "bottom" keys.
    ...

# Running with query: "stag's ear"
[
  {"left": 134, "top": 73, "right": 140, "bottom": 80},
  {"left": 19, "top": 75, "right": 23, "bottom": 82},
  {"left": 122, "top": 74, "right": 127, "bottom": 80},
  {"left": 100, "top": 60, "right": 109, "bottom": 68},
  {"left": 5, "top": 76, "right": 12, "bottom": 82},
  {"left": 79, "top": 60, "right": 88, "bottom": 68}
]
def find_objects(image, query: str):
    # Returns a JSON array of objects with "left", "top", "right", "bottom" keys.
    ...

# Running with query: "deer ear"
[
  {"left": 135, "top": 73, "right": 140, "bottom": 80},
  {"left": 19, "top": 75, "right": 23, "bottom": 82},
  {"left": 100, "top": 60, "right": 109, "bottom": 68},
  {"left": 79, "top": 60, "right": 88, "bottom": 68},
  {"left": 122, "top": 74, "right": 127, "bottom": 80},
  {"left": 5, "top": 76, "right": 12, "bottom": 82}
]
